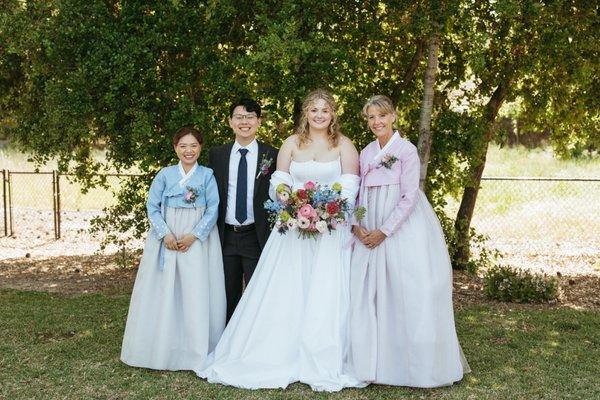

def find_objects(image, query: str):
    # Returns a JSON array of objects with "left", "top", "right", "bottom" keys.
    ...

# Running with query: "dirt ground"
[
  {"left": 1, "top": 210, "right": 599, "bottom": 309},
  {"left": 1, "top": 248, "right": 599, "bottom": 311}
]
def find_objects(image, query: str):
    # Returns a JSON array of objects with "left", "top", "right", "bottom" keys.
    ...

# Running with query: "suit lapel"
[
  {"left": 253, "top": 141, "right": 265, "bottom": 201},
  {"left": 221, "top": 142, "right": 234, "bottom": 191}
]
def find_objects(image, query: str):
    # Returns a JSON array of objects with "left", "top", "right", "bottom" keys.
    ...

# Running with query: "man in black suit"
[{"left": 208, "top": 98, "right": 278, "bottom": 322}]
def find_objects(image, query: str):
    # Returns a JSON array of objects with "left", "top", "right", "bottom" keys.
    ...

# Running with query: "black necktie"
[{"left": 236, "top": 148, "right": 249, "bottom": 224}]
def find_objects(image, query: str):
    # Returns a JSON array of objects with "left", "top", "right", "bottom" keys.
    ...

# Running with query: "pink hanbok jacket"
[{"left": 356, "top": 134, "right": 420, "bottom": 236}]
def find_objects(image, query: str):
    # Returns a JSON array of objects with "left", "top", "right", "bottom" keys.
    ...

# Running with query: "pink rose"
[
  {"left": 304, "top": 181, "right": 316, "bottom": 190},
  {"left": 298, "top": 204, "right": 317, "bottom": 220},
  {"left": 184, "top": 191, "right": 193, "bottom": 201}
]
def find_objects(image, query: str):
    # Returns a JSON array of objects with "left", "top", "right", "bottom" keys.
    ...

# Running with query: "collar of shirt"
[
  {"left": 374, "top": 131, "right": 400, "bottom": 162},
  {"left": 231, "top": 139, "right": 258, "bottom": 156},
  {"left": 177, "top": 161, "right": 198, "bottom": 187}
]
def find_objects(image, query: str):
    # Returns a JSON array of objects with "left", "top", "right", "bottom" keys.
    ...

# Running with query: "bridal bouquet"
[{"left": 264, "top": 181, "right": 349, "bottom": 239}]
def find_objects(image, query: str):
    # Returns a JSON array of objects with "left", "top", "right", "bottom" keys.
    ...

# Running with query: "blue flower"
[{"left": 264, "top": 199, "right": 283, "bottom": 213}]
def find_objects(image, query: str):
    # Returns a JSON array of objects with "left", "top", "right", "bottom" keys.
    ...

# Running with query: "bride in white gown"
[{"left": 196, "top": 90, "right": 365, "bottom": 392}]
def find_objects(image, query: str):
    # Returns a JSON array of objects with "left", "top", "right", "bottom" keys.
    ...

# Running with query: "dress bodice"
[{"left": 289, "top": 158, "right": 342, "bottom": 190}]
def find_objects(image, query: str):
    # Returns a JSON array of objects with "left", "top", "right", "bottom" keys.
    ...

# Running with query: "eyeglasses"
[{"left": 232, "top": 114, "right": 258, "bottom": 122}]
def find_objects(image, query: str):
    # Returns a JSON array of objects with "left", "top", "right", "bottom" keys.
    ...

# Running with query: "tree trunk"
[
  {"left": 390, "top": 37, "right": 427, "bottom": 106},
  {"left": 453, "top": 80, "right": 511, "bottom": 268},
  {"left": 292, "top": 96, "right": 303, "bottom": 128},
  {"left": 416, "top": 30, "right": 440, "bottom": 190}
]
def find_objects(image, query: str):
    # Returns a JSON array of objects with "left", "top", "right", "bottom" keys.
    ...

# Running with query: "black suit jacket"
[{"left": 208, "top": 141, "right": 279, "bottom": 250}]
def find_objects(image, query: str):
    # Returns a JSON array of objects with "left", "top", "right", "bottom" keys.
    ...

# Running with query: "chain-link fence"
[
  {"left": 445, "top": 177, "right": 600, "bottom": 274},
  {"left": 2, "top": 170, "right": 599, "bottom": 272},
  {"left": 1, "top": 170, "right": 133, "bottom": 245}
]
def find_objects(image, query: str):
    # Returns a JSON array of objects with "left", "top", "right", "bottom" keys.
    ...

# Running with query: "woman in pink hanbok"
[{"left": 349, "top": 95, "right": 469, "bottom": 388}]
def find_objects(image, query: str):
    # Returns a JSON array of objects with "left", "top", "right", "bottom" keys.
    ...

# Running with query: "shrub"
[{"left": 484, "top": 265, "right": 560, "bottom": 303}]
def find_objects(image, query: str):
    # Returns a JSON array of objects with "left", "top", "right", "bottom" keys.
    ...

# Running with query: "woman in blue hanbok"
[{"left": 121, "top": 126, "right": 226, "bottom": 371}]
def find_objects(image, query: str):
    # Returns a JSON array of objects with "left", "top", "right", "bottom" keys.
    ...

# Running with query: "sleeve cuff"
[{"left": 380, "top": 225, "right": 393, "bottom": 237}]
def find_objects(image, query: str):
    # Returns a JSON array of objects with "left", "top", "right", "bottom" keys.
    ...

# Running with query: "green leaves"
[{"left": 1, "top": 0, "right": 597, "bottom": 243}]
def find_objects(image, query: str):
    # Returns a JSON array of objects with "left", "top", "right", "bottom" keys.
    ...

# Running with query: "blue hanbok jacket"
[{"left": 147, "top": 163, "right": 219, "bottom": 242}]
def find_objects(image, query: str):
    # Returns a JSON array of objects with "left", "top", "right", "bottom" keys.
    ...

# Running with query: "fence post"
[
  {"left": 52, "top": 171, "right": 57, "bottom": 239},
  {"left": 52, "top": 170, "right": 62, "bottom": 239},
  {"left": 2, "top": 169, "right": 7, "bottom": 236},
  {"left": 7, "top": 170, "right": 13, "bottom": 236},
  {"left": 56, "top": 172, "right": 61, "bottom": 239}
]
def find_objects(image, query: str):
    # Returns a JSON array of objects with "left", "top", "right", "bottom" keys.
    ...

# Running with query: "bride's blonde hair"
[{"left": 295, "top": 89, "right": 342, "bottom": 148}]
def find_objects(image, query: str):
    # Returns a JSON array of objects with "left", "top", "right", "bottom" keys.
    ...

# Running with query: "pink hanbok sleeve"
[{"left": 379, "top": 144, "right": 420, "bottom": 236}]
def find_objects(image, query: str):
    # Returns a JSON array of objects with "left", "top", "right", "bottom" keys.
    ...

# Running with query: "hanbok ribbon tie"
[{"left": 158, "top": 162, "right": 199, "bottom": 271}]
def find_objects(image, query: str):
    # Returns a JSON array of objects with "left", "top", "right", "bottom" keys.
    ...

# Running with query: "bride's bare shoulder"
[
  {"left": 338, "top": 135, "right": 358, "bottom": 154},
  {"left": 281, "top": 134, "right": 300, "bottom": 149},
  {"left": 278, "top": 135, "right": 300, "bottom": 164}
]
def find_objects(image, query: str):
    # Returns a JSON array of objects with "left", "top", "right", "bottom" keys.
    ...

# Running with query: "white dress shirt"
[{"left": 225, "top": 139, "right": 258, "bottom": 226}]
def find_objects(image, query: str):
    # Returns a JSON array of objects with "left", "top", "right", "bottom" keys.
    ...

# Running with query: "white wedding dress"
[{"left": 196, "top": 159, "right": 365, "bottom": 392}]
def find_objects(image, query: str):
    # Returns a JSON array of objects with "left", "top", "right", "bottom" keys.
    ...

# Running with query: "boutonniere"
[
  {"left": 377, "top": 154, "right": 399, "bottom": 169},
  {"left": 183, "top": 186, "right": 199, "bottom": 203},
  {"left": 256, "top": 154, "right": 274, "bottom": 179}
]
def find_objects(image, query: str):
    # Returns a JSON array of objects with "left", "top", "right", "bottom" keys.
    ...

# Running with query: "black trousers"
[{"left": 222, "top": 225, "right": 261, "bottom": 323}]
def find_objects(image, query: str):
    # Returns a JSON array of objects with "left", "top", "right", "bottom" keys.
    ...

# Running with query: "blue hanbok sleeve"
[
  {"left": 147, "top": 169, "right": 171, "bottom": 239},
  {"left": 191, "top": 169, "right": 219, "bottom": 241}
]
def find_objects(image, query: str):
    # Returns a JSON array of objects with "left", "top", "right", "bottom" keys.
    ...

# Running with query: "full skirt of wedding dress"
[{"left": 197, "top": 226, "right": 365, "bottom": 392}]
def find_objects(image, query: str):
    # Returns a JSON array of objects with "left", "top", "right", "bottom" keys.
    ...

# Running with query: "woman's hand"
[
  {"left": 363, "top": 229, "right": 387, "bottom": 249},
  {"left": 177, "top": 234, "right": 197, "bottom": 252},
  {"left": 163, "top": 233, "right": 178, "bottom": 250},
  {"left": 352, "top": 225, "right": 369, "bottom": 242}
]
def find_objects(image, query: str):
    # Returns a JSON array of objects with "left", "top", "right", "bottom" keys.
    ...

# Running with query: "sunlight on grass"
[
  {"left": 484, "top": 145, "right": 600, "bottom": 178},
  {"left": 2, "top": 291, "right": 598, "bottom": 399},
  {"left": 442, "top": 146, "right": 600, "bottom": 273}
]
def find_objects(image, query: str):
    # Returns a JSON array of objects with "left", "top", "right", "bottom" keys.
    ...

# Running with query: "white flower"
[
  {"left": 315, "top": 220, "right": 327, "bottom": 233},
  {"left": 297, "top": 216, "right": 310, "bottom": 229},
  {"left": 287, "top": 218, "right": 298, "bottom": 231}
]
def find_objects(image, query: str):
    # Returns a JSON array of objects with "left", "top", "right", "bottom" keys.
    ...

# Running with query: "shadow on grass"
[{"left": 1, "top": 290, "right": 599, "bottom": 399}]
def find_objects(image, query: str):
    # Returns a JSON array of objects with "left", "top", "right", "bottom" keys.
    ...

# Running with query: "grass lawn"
[{"left": 1, "top": 289, "right": 598, "bottom": 399}]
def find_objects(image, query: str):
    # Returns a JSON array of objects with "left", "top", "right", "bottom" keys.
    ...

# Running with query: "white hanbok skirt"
[
  {"left": 350, "top": 186, "right": 469, "bottom": 387},
  {"left": 121, "top": 207, "right": 226, "bottom": 371},
  {"left": 196, "top": 226, "right": 366, "bottom": 392}
]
